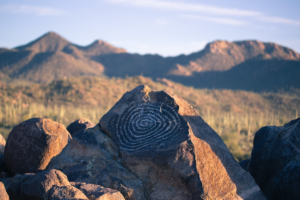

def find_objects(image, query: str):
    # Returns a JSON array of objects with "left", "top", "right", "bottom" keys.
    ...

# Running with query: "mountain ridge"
[{"left": 1, "top": 32, "right": 299, "bottom": 91}]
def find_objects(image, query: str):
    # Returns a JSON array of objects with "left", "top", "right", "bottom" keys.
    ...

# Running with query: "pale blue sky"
[{"left": 1, "top": 0, "right": 300, "bottom": 56}]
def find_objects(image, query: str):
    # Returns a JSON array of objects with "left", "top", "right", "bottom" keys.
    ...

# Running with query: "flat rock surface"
[
  {"left": 67, "top": 118, "right": 95, "bottom": 135},
  {"left": 4, "top": 118, "right": 71, "bottom": 175},
  {"left": 49, "top": 185, "right": 88, "bottom": 200},
  {"left": 100, "top": 85, "right": 266, "bottom": 200},
  {"left": 248, "top": 118, "right": 300, "bottom": 200},
  {"left": 72, "top": 182, "right": 125, "bottom": 200}
]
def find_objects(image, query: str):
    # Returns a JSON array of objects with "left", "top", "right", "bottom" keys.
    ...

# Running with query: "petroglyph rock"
[
  {"left": 67, "top": 118, "right": 95, "bottom": 135},
  {"left": 100, "top": 85, "right": 266, "bottom": 200},
  {"left": 4, "top": 118, "right": 71, "bottom": 176},
  {"left": 47, "top": 125, "right": 147, "bottom": 200},
  {"left": 247, "top": 118, "right": 300, "bottom": 200}
]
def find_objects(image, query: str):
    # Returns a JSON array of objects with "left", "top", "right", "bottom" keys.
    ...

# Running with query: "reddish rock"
[
  {"left": 72, "top": 182, "right": 125, "bottom": 200},
  {"left": 0, "top": 182, "right": 9, "bottom": 200},
  {"left": 20, "top": 169, "right": 70, "bottom": 200},
  {"left": 49, "top": 185, "right": 88, "bottom": 200},
  {"left": 100, "top": 85, "right": 266, "bottom": 200},
  {"left": 0, "top": 134, "right": 5, "bottom": 154},
  {"left": 4, "top": 118, "right": 71, "bottom": 175},
  {"left": 67, "top": 118, "right": 95, "bottom": 135},
  {"left": 5, "top": 173, "right": 34, "bottom": 200}
]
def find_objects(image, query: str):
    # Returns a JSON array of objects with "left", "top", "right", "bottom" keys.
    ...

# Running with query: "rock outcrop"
[
  {"left": 67, "top": 118, "right": 95, "bottom": 135},
  {"left": 47, "top": 125, "right": 146, "bottom": 200},
  {"left": 4, "top": 118, "right": 71, "bottom": 175},
  {"left": 99, "top": 85, "right": 266, "bottom": 200},
  {"left": 245, "top": 118, "right": 300, "bottom": 200}
]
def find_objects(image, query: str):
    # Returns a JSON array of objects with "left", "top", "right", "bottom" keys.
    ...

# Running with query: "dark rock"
[
  {"left": 0, "top": 134, "right": 5, "bottom": 154},
  {"left": 4, "top": 118, "right": 71, "bottom": 175},
  {"left": 239, "top": 158, "right": 250, "bottom": 172},
  {"left": 49, "top": 185, "right": 88, "bottom": 200},
  {"left": 0, "top": 182, "right": 9, "bottom": 200},
  {"left": 248, "top": 118, "right": 300, "bottom": 200},
  {"left": 67, "top": 118, "right": 95, "bottom": 135},
  {"left": 20, "top": 169, "right": 70, "bottom": 200},
  {"left": 100, "top": 85, "right": 266, "bottom": 200},
  {"left": 72, "top": 182, "right": 125, "bottom": 200},
  {"left": 5, "top": 173, "right": 35, "bottom": 200},
  {"left": 47, "top": 125, "right": 148, "bottom": 200}
]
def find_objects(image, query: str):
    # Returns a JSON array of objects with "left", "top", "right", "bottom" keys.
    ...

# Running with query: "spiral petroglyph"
[{"left": 114, "top": 102, "right": 184, "bottom": 152}]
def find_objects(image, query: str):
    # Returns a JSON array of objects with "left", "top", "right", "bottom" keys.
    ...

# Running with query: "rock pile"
[{"left": 0, "top": 85, "right": 297, "bottom": 199}]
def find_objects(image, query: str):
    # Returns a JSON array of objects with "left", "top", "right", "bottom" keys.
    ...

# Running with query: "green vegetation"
[{"left": 1, "top": 76, "right": 299, "bottom": 161}]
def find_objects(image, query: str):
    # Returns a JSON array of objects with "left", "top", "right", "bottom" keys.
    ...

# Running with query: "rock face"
[
  {"left": 5, "top": 173, "right": 35, "bottom": 199},
  {"left": 72, "top": 182, "right": 125, "bottom": 200},
  {"left": 49, "top": 185, "right": 89, "bottom": 200},
  {"left": 4, "top": 118, "right": 71, "bottom": 175},
  {"left": 20, "top": 169, "right": 71, "bottom": 200},
  {"left": 67, "top": 118, "right": 95, "bottom": 135},
  {"left": 0, "top": 134, "right": 5, "bottom": 154},
  {"left": 47, "top": 124, "right": 147, "bottom": 200},
  {"left": 0, "top": 182, "right": 9, "bottom": 200},
  {"left": 247, "top": 118, "right": 300, "bottom": 200},
  {"left": 99, "top": 85, "right": 266, "bottom": 200}
]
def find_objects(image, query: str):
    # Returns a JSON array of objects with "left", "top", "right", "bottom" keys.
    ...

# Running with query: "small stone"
[
  {"left": 67, "top": 118, "right": 95, "bottom": 135},
  {"left": 49, "top": 185, "right": 88, "bottom": 200}
]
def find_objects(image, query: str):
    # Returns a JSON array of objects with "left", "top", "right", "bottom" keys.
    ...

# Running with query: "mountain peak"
[
  {"left": 16, "top": 31, "right": 70, "bottom": 52},
  {"left": 79, "top": 40, "right": 127, "bottom": 56}
]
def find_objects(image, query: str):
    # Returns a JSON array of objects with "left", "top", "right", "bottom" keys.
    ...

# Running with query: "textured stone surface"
[
  {"left": 0, "top": 134, "right": 5, "bottom": 154},
  {"left": 72, "top": 182, "right": 125, "bottom": 200},
  {"left": 100, "top": 85, "right": 266, "bottom": 200},
  {"left": 0, "top": 182, "right": 9, "bottom": 200},
  {"left": 248, "top": 118, "right": 300, "bottom": 200},
  {"left": 20, "top": 169, "right": 70, "bottom": 200},
  {"left": 67, "top": 118, "right": 95, "bottom": 135},
  {"left": 47, "top": 125, "right": 148, "bottom": 200},
  {"left": 49, "top": 185, "right": 88, "bottom": 200},
  {"left": 4, "top": 173, "right": 34, "bottom": 200},
  {"left": 4, "top": 118, "right": 71, "bottom": 175}
]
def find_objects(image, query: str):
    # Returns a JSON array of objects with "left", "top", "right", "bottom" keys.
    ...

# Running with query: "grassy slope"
[{"left": 1, "top": 76, "right": 299, "bottom": 160}]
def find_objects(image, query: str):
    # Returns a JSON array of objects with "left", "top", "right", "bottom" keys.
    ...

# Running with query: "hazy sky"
[{"left": 1, "top": 0, "right": 300, "bottom": 56}]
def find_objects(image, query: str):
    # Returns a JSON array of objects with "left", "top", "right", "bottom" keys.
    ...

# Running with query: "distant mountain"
[{"left": 0, "top": 32, "right": 299, "bottom": 92}]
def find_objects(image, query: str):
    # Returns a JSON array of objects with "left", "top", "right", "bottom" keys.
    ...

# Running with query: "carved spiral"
[{"left": 115, "top": 102, "right": 181, "bottom": 152}]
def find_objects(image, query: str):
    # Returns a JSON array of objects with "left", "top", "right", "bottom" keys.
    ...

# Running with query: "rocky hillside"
[{"left": 1, "top": 32, "right": 299, "bottom": 91}]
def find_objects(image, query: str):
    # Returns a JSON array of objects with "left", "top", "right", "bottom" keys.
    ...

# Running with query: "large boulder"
[
  {"left": 0, "top": 182, "right": 9, "bottom": 200},
  {"left": 20, "top": 169, "right": 71, "bottom": 200},
  {"left": 4, "top": 118, "right": 71, "bottom": 175},
  {"left": 47, "top": 125, "right": 148, "bottom": 200},
  {"left": 100, "top": 85, "right": 266, "bottom": 200},
  {"left": 72, "top": 182, "right": 125, "bottom": 200},
  {"left": 0, "top": 134, "right": 5, "bottom": 154},
  {"left": 67, "top": 118, "right": 95, "bottom": 135},
  {"left": 247, "top": 118, "right": 300, "bottom": 200}
]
